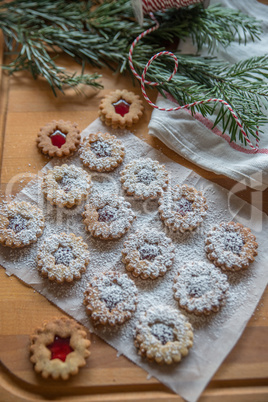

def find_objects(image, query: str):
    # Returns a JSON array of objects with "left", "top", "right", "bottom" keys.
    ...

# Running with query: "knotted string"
[{"left": 128, "top": 6, "right": 260, "bottom": 152}]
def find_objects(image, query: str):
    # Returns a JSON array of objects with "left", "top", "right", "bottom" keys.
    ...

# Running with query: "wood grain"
[{"left": 0, "top": 3, "right": 268, "bottom": 400}]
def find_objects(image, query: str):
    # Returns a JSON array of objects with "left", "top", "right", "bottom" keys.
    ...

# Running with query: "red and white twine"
[{"left": 128, "top": 4, "right": 260, "bottom": 152}]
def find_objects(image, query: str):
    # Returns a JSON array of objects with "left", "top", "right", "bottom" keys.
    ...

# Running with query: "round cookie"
[
  {"left": 205, "top": 221, "right": 258, "bottom": 271},
  {"left": 120, "top": 158, "right": 169, "bottom": 200},
  {"left": 173, "top": 261, "right": 229, "bottom": 315},
  {"left": 84, "top": 271, "right": 138, "bottom": 326},
  {"left": 158, "top": 184, "right": 208, "bottom": 233},
  {"left": 0, "top": 200, "right": 44, "bottom": 248},
  {"left": 79, "top": 132, "right": 125, "bottom": 172},
  {"left": 99, "top": 89, "right": 144, "bottom": 129},
  {"left": 42, "top": 164, "right": 92, "bottom": 208},
  {"left": 30, "top": 317, "right": 90, "bottom": 380},
  {"left": 82, "top": 193, "right": 135, "bottom": 240},
  {"left": 37, "top": 233, "right": 90, "bottom": 283},
  {"left": 122, "top": 229, "right": 175, "bottom": 279},
  {"left": 37, "top": 120, "right": 81, "bottom": 157},
  {"left": 134, "top": 305, "right": 193, "bottom": 365}
]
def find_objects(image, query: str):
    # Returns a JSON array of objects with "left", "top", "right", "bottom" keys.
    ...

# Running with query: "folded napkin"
[{"left": 148, "top": 0, "right": 268, "bottom": 189}]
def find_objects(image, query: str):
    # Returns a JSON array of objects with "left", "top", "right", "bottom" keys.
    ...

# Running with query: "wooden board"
[{"left": 0, "top": 6, "right": 268, "bottom": 400}]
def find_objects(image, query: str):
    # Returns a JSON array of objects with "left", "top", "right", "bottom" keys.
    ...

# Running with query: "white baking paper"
[{"left": 0, "top": 119, "right": 267, "bottom": 402}]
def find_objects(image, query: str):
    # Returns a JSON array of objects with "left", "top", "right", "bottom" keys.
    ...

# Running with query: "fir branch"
[{"left": 0, "top": 0, "right": 267, "bottom": 146}]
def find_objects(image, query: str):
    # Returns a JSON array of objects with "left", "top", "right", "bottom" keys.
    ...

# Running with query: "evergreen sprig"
[{"left": 0, "top": 0, "right": 267, "bottom": 145}]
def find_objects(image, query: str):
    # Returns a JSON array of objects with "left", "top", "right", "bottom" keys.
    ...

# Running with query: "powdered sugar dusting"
[
  {"left": 120, "top": 158, "right": 169, "bottom": 199},
  {"left": 84, "top": 271, "right": 138, "bottom": 326},
  {"left": 0, "top": 121, "right": 266, "bottom": 402},
  {"left": 0, "top": 200, "right": 44, "bottom": 247},
  {"left": 173, "top": 261, "right": 229, "bottom": 315},
  {"left": 205, "top": 222, "right": 258, "bottom": 271},
  {"left": 122, "top": 229, "right": 175, "bottom": 279}
]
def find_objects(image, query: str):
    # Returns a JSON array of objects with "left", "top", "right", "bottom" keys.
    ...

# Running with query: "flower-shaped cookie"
[
  {"left": 205, "top": 221, "right": 258, "bottom": 271},
  {"left": 79, "top": 132, "right": 125, "bottom": 172},
  {"left": 84, "top": 271, "right": 138, "bottom": 326},
  {"left": 158, "top": 184, "right": 208, "bottom": 233},
  {"left": 173, "top": 261, "right": 229, "bottom": 315},
  {"left": 122, "top": 229, "right": 175, "bottom": 279},
  {"left": 30, "top": 317, "right": 90, "bottom": 380},
  {"left": 0, "top": 200, "right": 44, "bottom": 248},
  {"left": 120, "top": 158, "right": 169, "bottom": 200},
  {"left": 99, "top": 89, "right": 144, "bottom": 129},
  {"left": 134, "top": 305, "right": 193, "bottom": 365},
  {"left": 82, "top": 193, "right": 135, "bottom": 240},
  {"left": 37, "top": 233, "right": 90, "bottom": 283},
  {"left": 37, "top": 120, "right": 81, "bottom": 157},
  {"left": 42, "top": 164, "right": 92, "bottom": 208}
]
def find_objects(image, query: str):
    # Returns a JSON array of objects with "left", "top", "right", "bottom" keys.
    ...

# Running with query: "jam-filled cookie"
[
  {"left": 0, "top": 200, "right": 44, "bottom": 248},
  {"left": 82, "top": 193, "right": 135, "bottom": 240},
  {"left": 205, "top": 221, "right": 258, "bottom": 271},
  {"left": 42, "top": 164, "right": 92, "bottom": 208},
  {"left": 37, "top": 233, "right": 90, "bottom": 283},
  {"left": 99, "top": 89, "right": 144, "bottom": 129},
  {"left": 122, "top": 229, "right": 175, "bottom": 279},
  {"left": 30, "top": 317, "right": 90, "bottom": 380},
  {"left": 84, "top": 271, "right": 138, "bottom": 326},
  {"left": 158, "top": 184, "right": 208, "bottom": 233},
  {"left": 37, "top": 120, "right": 81, "bottom": 157},
  {"left": 134, "top": 305, "right": 193, "bottom": 365},
  {"left": 173, "top": 261, "right": 229, "bottom": 315},
  {"left": 120, "top": 158, "right": 169, "bottom": 200},
  {"left": 79, "top": 132, "right": 125, "bottom": 172}
]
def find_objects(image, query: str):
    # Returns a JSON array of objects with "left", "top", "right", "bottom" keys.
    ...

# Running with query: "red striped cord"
[{"left": 128, "top": 13, "right": 260, "bottom": 152}]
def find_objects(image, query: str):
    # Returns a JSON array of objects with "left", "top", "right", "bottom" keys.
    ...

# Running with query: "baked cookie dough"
[
  {"left": 134, "top": 305, "right": 193, "bottom": 365},
  {"left": 82, "top": 193, "right": 135, "bottom": 239},
  {"left": 120, "top": 158, "right": 169, "bottom": 200},
  {"left": 205, "top": 221, "right": 258, "bottom": 271},
  {"left": 42, "top": 164, "right": 92, "bottom": 208},
  {"left": 99, "top": 89, "right": 144, "bottom": 129},
  {"left": 173, "top": 261, "right": 229, "bottom": 315},
  {"left": 84, "top": 271, "right": 138, "bottom": 326},
  {"left": 158, "top": 184, "right": 208, "bottom": 233},
  {"left": 79, "top": 132, "right": 125, "bottom": 172},
  {"left": 37, "top": 120, "right": 81, "bottom": 157},
  {"left": 122, "top": 229, "right": 175, "bottom": 279},
  {"left": 0, "top": 200, "right": 44, "bottom": 248},
  {"left": 30, "top": 317, "right": 90, "bottom": 380},
  {"left": 37, "top": 233, "right": 90, "bottom": 283}
]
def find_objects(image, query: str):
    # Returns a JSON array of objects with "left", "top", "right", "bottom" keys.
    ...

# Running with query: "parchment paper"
[{"left": 1, "top": 119, "right": 267, "bottom": 402}]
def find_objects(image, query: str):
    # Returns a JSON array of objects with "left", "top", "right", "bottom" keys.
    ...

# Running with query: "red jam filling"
[
  {"left": 47, "top": 336, "right": 73, "bottom": 362},
  {"left": 112, "top": 99, "right": 130, "bottom": 117},
  {"left": 173, "top": 198, "right": 193, "bottom": 217},
  {"left": 97, "top": 205, "right": 118, "bottom": 223},
  {"left": 50, "top": 130, "right": 67, "bottom": 148}
]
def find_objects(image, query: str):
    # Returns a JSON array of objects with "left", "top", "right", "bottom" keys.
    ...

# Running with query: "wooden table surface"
[{"left": 0, "top": 4, "right": 268, "bottom": 400}]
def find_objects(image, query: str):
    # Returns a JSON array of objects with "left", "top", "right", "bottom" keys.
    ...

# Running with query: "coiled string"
[{"left": 128, "top": 6, "right": 259, "bottom": 152}]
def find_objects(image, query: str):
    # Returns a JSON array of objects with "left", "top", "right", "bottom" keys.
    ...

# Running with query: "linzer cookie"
[
  {"left": 37, "top": 233, "right": 90, "bottom": 283},
  {"left": 173, "top": 261, "right": 229, "bottom": 315},
  {"left": 158, "top": 184, "right": 208, "bottom": 233},
  {"left": 37, "top": 120, "right": 81, "bottom": 157},
  {"left": 99, "top": 89, "right": 144, "bottom": 129},
  {"left": 122, "top": 229, "right": 175, "bottom": 279},
  {"left": 82, "top": 193, "right": 135, "bottom": 240},
  {"left": 134, "top": 305, "right": 193, "bottom": 365},
  {"left": 79, "top": 132, "right": 125, "bottom": 172},
  {"left": 42, "top": 164, "right": 92, "bottom": 208},
  {"left": 0, "top": 200, "right": 44, "bottom": 248},
  {"left": 30, "top": 317, "right": 90, "bottom": 380},
  {"left": 120, "top": 158, "right": 169, "bottom": 200},
  {"left": 205, "top": 221, "right": 258, "bottom": 271},
  {"left": 84, "top": 271, "right": 138, "bottom": 326}
]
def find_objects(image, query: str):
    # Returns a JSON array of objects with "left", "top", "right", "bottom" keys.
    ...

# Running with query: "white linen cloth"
[{"left": 148, "top": 0, "right": 268, "bottom": 189}]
